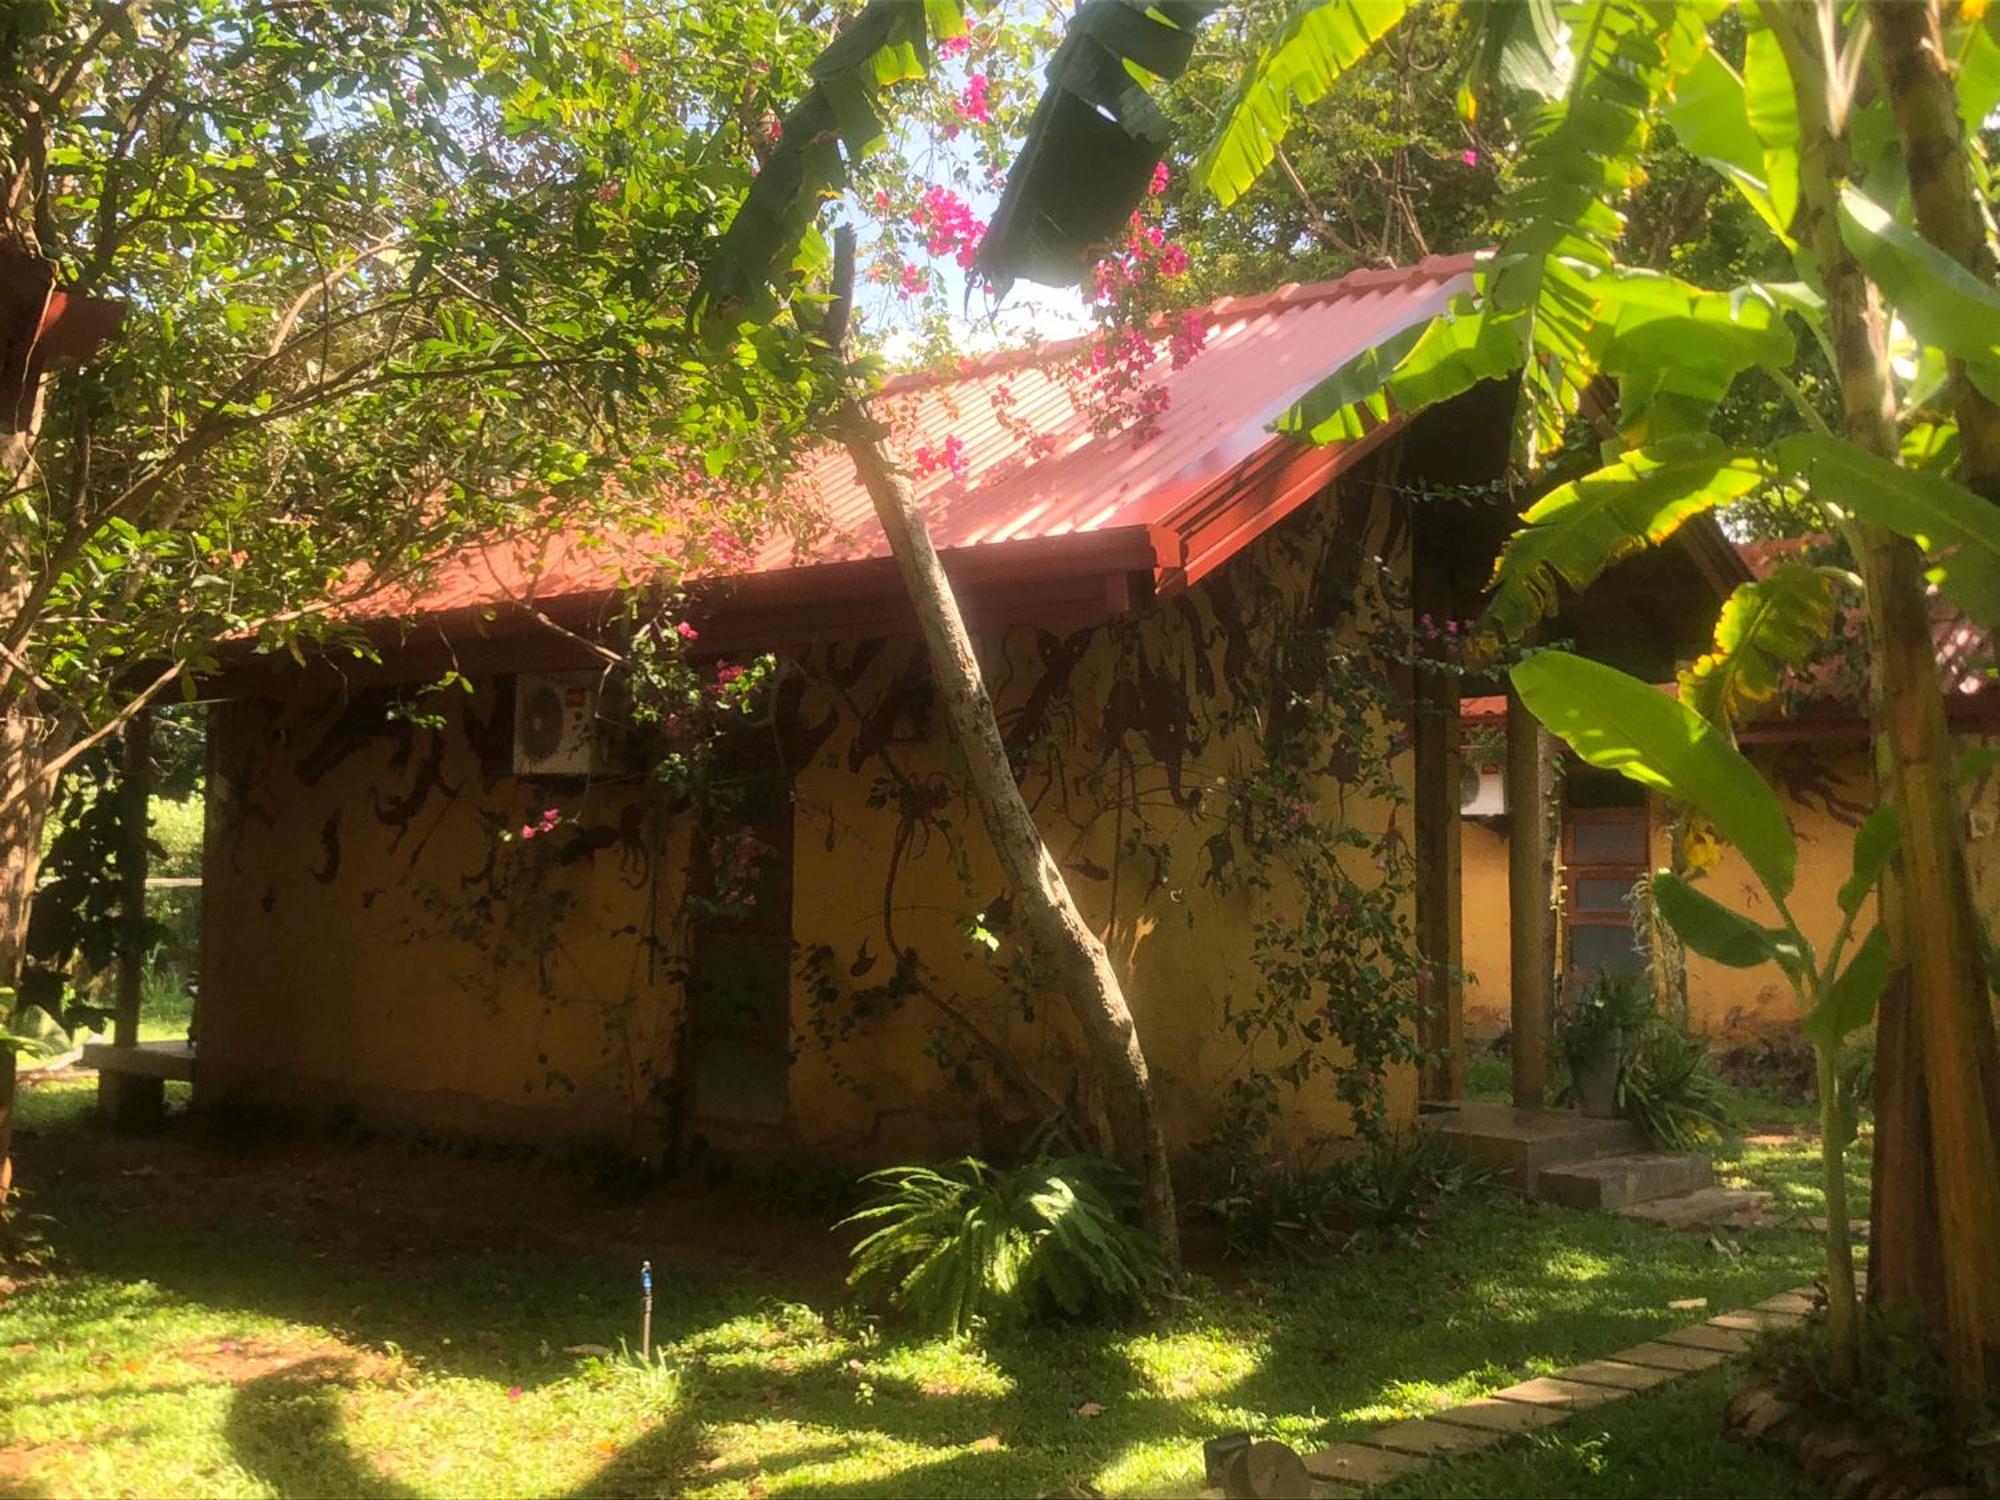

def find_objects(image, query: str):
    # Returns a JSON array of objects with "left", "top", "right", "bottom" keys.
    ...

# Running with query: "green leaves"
[
  {"left": 1803, "top": 927, "right": 1890, "bottom": 1047},
  {"left": 1651, "top": 871, "right": 1783, "bottom": 967},
  {"left": 1595, "top": 275, "right": 1795, "bottom": 444},
  {"left": 1661, "top": 19, "right": 1798, "bottom": 240},
  {"left": 1664, "top": 49, "right": 1789, "bottom": 239},
  {"left": 695, "top": 0, "right": 970, "bottom": 323},
  {"left": 1838, "top": 805, "right": 1901, "bottom": 917},
  {"left": 1486, "top": 436, "right": 1773, "bottom": 641},
  {"left": 842, "top": 1153, "right": 1163, "bottom": 1336},
  {"left": 1778, "top": 432, "right": 2000, "bottom": 629},
  {"left": 1194, "top": 0, "right": 1413, "bottom": 207},
  {"left": 1838, "top": 188, "right": 2000, "bottom": 402},
  {"left": 1274, "top": 3, "right": 1716, "bottom": 461},
  {"left": 978, "top": 1, "right": 1214, "bottom": 292},
  {"left": 1511, "top": 650, "right": 1797, "bottom": 898},
  {"left": 1678, "top": 562, "right": 1836, "bottom": 731},
  {"left": 1277, "top": 294, "right": 1525, "bottom": 444}
]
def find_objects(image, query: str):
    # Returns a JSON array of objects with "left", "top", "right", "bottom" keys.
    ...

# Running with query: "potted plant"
[{"left": 1557, "top": 970, "right": 1653, "bottom": 1119}]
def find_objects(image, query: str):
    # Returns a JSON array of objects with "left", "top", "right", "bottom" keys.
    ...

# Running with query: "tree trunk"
[
  {"left": 114, "top": 709, "right": 153, "bottom": 1048},
  {"left": 832, "top": 404, "right": 1179, "bottom": 1266},
  {"left": 1777, "top": 2, "right": 2000, "bottom": 1400},
  {"left": 1506, "top": 688, "right": 1555, "bottom": 1108},
  {"left": 1871, "top": 0, "right": 2000, "bottom": 1172},
  {"left": 0, "top": 711, "right": 57, "bottom": 1216},
  {"left": 1871, "top": 0, "right": 2000, "bottom": 478},
  {"left": 1414, "top": 518, "right": 1464, "bottom": 1101},
  {"left": 1869, "top": 0, "right": 2000, "bottom": 1395}
]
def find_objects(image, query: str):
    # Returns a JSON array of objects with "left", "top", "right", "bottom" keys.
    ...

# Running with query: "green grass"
[
  {"left": 1, "top": 1079, "right": 1840, "bottom": 1500},
  {"left": 1374, "top": 1364, "right": 1818, "bottom": 1498},
  {"left": 137, "top": 966, "right": 195, "bottom": 1043}
]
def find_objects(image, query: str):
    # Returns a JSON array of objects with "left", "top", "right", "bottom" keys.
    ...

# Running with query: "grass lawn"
[{"left": 0, "top": 1076, "right": 1845, "bottom": 1499}]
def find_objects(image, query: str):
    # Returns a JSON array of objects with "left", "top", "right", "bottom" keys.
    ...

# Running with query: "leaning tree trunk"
[
  {"left": 814, "top": 226, "right": 1176, "bottom": 1263},
  {"left": 831, "top": 403, "right": 1179, "bottom": 1265},
  {"left": 1778, "top": 3, "right": 2000, "bottom": 1401},
  {"left": 1870, "top": 0, "right": 2000, "bottom": 1347}
]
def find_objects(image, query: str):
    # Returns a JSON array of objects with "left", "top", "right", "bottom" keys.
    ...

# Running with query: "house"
[
  {"left": 180, "top": 256, "right": 1738, "bottom": 1166},
  {"left": 1456, "top": 536, "right": 2000, "bottom": 1045}
]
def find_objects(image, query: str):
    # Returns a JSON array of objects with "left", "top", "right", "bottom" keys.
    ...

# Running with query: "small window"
[
  {"left": 1571, "top": 923, "right": 1645, "bottom": 975},
  {"left": 1575, "top": 876, "right": 1637, "bottom": 913},
  {"left": 1572, "top": 819, "right": 1646, "bottom": 864},
  {"left": 1567, "top": 766, "right": 1647, "bottom": 809}
]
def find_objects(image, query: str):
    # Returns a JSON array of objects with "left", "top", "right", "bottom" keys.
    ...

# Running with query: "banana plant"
[
  {"left": 1512, "top": 648, "right": 1895, "bottom": 1375},
  {"left": 693, "top": 0, "right": 982, "bottom": 326}
]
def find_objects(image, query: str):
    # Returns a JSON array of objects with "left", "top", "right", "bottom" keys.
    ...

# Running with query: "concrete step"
[
  {"left": 1536, "top": 1151, "right": 1716, "bottom": 1210},
  {"left": 1424, "top": 1100, "right": 1645, "bottom": 1190}
]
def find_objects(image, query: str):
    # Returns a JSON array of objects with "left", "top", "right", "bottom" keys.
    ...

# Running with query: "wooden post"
[
  {"left": 113, "top": 708, "right": 152, "bottom": 1050},
  {"left": 1506, "top": 687, "right": 1554, "bottom": 1109},
  {"left": 1414, "top": 531, "right": 1464, "bottom": 1101}
]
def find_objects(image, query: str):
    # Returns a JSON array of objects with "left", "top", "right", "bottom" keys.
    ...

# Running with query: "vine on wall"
[{"left": 797, "top": 466, "right": 1502, "bottom": 1153}]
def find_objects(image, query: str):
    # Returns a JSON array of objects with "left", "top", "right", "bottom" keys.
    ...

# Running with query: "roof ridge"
[{"left": 877, "top": 251, "right": 1484, "bottom": 399}]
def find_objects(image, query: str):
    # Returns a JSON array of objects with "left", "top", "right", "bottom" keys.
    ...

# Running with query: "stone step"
[
  {"left": 1536, "top": 1151, "right": 1716, "bottom": 1210},
  {"left": 1619, "top": 1186, "right": 1773, "bottom": 1230},
  {"left": 1423, "top": 1100, "right": 1645, "bottom": 1190}
]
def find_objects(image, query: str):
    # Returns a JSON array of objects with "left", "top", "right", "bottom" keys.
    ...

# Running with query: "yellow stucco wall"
[
  {"left": 200, "top": 688, "right": 693, "bottom": 1154},
  {"left": 198, "top": 484, "right": 1420, "bottom": 1160},
  {"left": 1460, "top": 734, "right": 2000, "bottom": 1040}
]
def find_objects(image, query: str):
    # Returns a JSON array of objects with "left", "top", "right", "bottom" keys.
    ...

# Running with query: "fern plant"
[{"left": 841, "top": 1154, "right": 1166, "bottom": 1338}]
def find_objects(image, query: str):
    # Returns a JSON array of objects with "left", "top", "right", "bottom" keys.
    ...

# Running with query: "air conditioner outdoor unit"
[
  {"left": 1460, "top": 760, "right": 1507, "bottom": 817},
  {"left": 514, "top": 671, "right": 601, "bottom": 777}
]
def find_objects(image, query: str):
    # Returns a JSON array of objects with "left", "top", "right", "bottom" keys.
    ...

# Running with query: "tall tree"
[
  {"left": 1860, "top": 0, "right": 2000, "bottom": 1395},
  {"left": 0, "top": 0, "right": 833, "bottom": 1206},
  {"left": 696, "top": 0, "right": 1216, "bottom": 1261}
]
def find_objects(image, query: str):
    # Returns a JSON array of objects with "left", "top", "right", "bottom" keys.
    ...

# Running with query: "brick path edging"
[{"left": 1195, "top": 1282, "right": 1840, "bottom": 1498}]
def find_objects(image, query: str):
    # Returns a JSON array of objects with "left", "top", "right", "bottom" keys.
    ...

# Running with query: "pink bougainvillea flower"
[
  {"left": 1149, "top": 160, "right": 1170, "bottom": 196},
  {"left": 1157, "top": 242, "right": 1188, "bottom": 277},
  {"left": 716, "top": 662, "right": 745, "bottom": 688},
  {"left": 938, "top": 32, "right": 971, "bottom": 59},
  {"left": 1461, "top": 148, "right": 1478, "bottom": 167},
  {"left": 914, "top": 186, "right": 986, "bottom": 269},
  {"left": 676, "top": 620, "right": 699, "bottom": 641},
  {"left": 520, "top": 825, "right": 537, "bottom": 840},
  {"left": 508, "top": 1385, "right": 523, "bottom": 1402},
  {"left": 954, "top": 73, "right": 992, "bottom": 126},
  {"left": 914, "top": 434, "right": 969, "bottom": 482}
]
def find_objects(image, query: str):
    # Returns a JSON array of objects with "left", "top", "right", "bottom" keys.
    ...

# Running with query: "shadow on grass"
[
  {"left": 224, "top": 1357, "right": 413, "bottom": 1499},
  {"left": 10, "top": 1104, "right": 1840, "bottom": 1499}
]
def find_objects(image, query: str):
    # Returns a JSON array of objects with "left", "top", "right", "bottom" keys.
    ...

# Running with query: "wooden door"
[
  {"left": 684, "top": 750, "right": 794, "bottom": 1128},
  {"left": 1562, "top": 793, "right": 1649, "bottom": 981}
]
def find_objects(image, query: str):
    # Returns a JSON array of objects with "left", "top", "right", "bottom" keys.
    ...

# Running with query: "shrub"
[
  {"left": 1554, "top": 969, "right": 1653, "bottom": 1075},
  {"left": 841, "top": 1153, "right": 1165, "bottom": 1337},
  {"left": 1194, "top": 1130, "right": 1489, "bottom": 1259},
  {"left": 1754, "top": 1301, "right": 1999, "bottom": 1492},
  {"left": 1618, "top": 1018, "right": 1732, "bottom": 1150}
]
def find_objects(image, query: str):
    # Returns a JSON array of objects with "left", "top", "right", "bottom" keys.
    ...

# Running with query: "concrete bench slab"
[{"left": 80, "top": 1040, "right": 195, "bottom": 1081}]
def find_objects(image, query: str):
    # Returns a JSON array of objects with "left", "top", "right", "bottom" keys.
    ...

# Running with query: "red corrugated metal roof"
[{"left": 375, "top": 254, "right": 1478, "bottom": 649}]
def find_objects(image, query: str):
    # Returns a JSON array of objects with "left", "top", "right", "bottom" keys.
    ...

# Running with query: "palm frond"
[
  {"left": 1484, "top": 435, "right": 1776, "bottom": 642},
  {"left": 1193, "top": 0, "right": 1414, "bottom": 208},
  {"left": 1678, "top": 562, "right": 1837, "bottom": 732}
]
